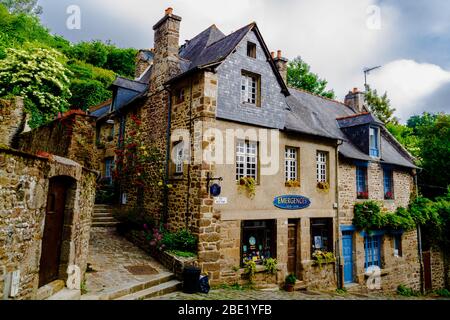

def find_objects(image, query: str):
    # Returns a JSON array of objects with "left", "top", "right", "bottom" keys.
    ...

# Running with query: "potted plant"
[
  {"left": 238, "top": 177, "right": 256, "bottom": 199},
  {"left": 285, "top": 180, "right": 300, "bottom": 188},
  {"left": 285, "top": 273, "right": 297, "bottom": 292},
  {"left": 317, "top": 181, "right": 329, "bottom": 191},
  {"left": 385, "top": 191, "right": 394, "bottom": 200}
]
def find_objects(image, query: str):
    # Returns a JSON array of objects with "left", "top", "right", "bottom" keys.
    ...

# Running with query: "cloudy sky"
[{"left": 38, "top": 0, "right": 450, "bottom": 122}]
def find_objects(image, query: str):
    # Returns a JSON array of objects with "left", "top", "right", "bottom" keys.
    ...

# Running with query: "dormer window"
[
  {"left": 247, "top": 42, "right": 256, "bottom": 58},
  {"left": 369, "top": 127, "right": 380, "bottom": 157}
]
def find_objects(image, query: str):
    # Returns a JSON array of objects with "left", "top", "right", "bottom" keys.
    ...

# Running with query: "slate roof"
[
  {"left": 90, "top": 104, "right": 111, "bottom": 118},
  {"left": 285, "top": 88, "right": 418, "bottom": 169},
  {"left": 113, "top": 77, "right": 148, "bottom": 92}
]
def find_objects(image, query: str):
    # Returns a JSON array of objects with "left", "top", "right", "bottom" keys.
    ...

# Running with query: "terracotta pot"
[{"left": 285, "top": 284, "right": 295, "bottom": 292}]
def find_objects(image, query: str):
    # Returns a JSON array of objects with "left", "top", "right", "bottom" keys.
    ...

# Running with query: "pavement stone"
[{"left": 84, "top": 228, "right": 169, "bottom": 296}]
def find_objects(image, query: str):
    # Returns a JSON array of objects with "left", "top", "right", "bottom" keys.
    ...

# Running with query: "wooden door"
[
  {"left": 342, "top": 231, "right": 354, "bottom": 284},
  {"left": 423, "top": 251, "right": 432, "bottom": 291},
  {"left": 287, "top": 221, "right": 298, "bottom": 276},
  {"left": 39, "top": 178, "right": 68, "bottom": 287}
]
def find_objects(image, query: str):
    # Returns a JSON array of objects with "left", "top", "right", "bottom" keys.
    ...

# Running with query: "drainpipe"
[
  {"left": 185, "top": 78, "right": 194, "bottom": 229},
  {"left": 163, "top": 86, "right": 173, "bottom": 224},
  {"left": 414, "top": 170, "right": 425, "bottom": 294},
  {"left": 335, "top": 139, "right": 344, "bottom": 289}
]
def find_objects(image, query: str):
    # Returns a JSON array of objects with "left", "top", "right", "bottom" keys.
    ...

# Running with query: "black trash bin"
[{"left": 183, "top": 266, "right": 201, "bottom": 293}]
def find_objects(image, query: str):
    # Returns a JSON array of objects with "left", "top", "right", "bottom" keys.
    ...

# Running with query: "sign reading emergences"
[{"left": 273, "top": 195, "right": 311, "bottom": 210}]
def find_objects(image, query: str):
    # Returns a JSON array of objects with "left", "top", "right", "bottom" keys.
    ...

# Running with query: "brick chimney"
[
  {"left": 344, "top": 87, "right": 367, "bottom": 113},
  {"left": 150, "top": 7, "right": 182, "bottom": 91},
  {"left": 273, "top": 50, "right": 288, "bottom": 84}
]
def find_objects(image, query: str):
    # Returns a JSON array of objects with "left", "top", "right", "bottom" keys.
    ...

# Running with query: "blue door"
[{"left": 342, "top": 231, "right": 354, "bottom": 284}]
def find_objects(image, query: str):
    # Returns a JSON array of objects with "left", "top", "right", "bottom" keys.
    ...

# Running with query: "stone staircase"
[
  {"left": 92, "top": 204, "right": 119, "bottom": 228},
  {"left": 81, "top": 272, "right": 181, "bottom": 300}
]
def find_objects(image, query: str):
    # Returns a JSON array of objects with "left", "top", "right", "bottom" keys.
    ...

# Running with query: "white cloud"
[
  {"left": 37, "top": 0, "right": 450, "bottom": 119},
  {"left": 369, "top": 59, "right": 450, "bottom": 121}
]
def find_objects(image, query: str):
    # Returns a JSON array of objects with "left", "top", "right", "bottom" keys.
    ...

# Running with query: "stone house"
[
  {"left": 91, "top": 8, "right": 429, "bottom": 291},
  {"left": 1, "top": 99, "right": 97, "bottom": 300}
]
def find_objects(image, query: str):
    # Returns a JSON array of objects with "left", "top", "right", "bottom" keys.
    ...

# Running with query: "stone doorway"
[{"left": 38, "top": 176, "right": 76, "bottom": 287}]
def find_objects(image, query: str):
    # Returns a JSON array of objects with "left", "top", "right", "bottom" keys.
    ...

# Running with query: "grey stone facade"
[{"left": 216, "top": 30, "right": 287, "bottom": 129}]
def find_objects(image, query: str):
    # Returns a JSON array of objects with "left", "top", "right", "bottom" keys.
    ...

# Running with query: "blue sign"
[
  {"left": 210, "top": 184, "right": 222, "bottom": 197},
  {"left": 273, "top": 195, "right": 311, "bottom": 210}
]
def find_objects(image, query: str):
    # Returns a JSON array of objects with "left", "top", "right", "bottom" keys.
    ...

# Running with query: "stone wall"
[
  {"left": 18, "top": 111, "right": 97, "bottom": 170},
  {"left": 338, "top": 158, "right": 420, "bottom": 292},
  {"left": 0, "top": 147, "right": 96, "bottom": 299},
  {"left": 0, "top": 98, "right": 26, "bottom": 148}
]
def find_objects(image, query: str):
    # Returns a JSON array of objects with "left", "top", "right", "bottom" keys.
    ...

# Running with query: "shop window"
[
  {"left": 241, "top": 220, "right": 276, "bottom": 266},
  {"left": 310, "top": 218, "right": 333, "bottom": 256},
  {"left": 285, "top": 147, "right": 298, "bottom": 182},
  {"left": 394, "top": 234, "right": 402, "bottom": 257},
  {"left": 364, "top": 235, "right": 382, "bottom": 269},
  {"left": 384, "top": 168, "right": 394, "bottom": 200},
  {"left": 316, "top": 151, "right": 328, "bottom": 183},
  {"left": 236, "top": 140, "right": 258, "bottom": 181},
  {"left": 356, "top": 165, "right": 368, "bottom": 199}
]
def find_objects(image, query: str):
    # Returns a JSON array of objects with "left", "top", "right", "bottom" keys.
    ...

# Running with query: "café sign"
[{"left": 273, "top": 195, "right": 311, "bottom": 210}]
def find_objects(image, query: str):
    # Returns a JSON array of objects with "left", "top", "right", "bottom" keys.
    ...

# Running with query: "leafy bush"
[
  {"left": 162, "top": 229, "right": 197, "bottom": 252},
  {"left": 285, "top": 273, "right": 297, "bottom": 285},
  {"left": 69, "top": 79, "right": 111, "bottom": 111},
  {"left": 434, "top": 288, "right": 450, "bottom": 297},
  {"left": 397, "top": 284, "right": 420, "bottom": 297},
  {"left": 243, "top": 260, "right": 257, "bottom": 283},
  {"left": 263, "top": 258, "right": 278, "bottom": 275}
]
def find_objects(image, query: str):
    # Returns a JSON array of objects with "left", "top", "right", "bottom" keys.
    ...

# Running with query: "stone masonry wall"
[
  {"left": 338, "top": 158, "right": 420, "bottom": 292},
  {"left": 0, "top": 98, "right": 26, "bottom": 148},
  {"left": 0, "top": 147, "right": 96, "bottom": 299},
  {"left": 18, "top": 112, "right": 97, "bottom": 170}
]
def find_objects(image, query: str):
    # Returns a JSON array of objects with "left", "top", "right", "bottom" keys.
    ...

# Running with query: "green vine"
[{"left": 238, "top": 177, "right": 256, "bottom": 199}]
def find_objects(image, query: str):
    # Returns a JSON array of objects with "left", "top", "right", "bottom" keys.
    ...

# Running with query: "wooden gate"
[{"left": 39, "top": 177, "right": 69, "bottom": 287}]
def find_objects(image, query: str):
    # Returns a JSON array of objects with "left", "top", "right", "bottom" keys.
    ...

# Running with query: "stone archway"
[{"left": 38, "top": 176, "right": 77, "bottom": 287}]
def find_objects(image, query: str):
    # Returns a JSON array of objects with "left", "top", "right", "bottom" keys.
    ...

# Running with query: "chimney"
[
  {"left": 150, "top": 8, "right": 182, "bottom": 90},
  {"left": 344, "top": 87, "right": 367, "bottom": 113},
  {"left": 273, "top": 50, "right": 288, "bottom": 84}
]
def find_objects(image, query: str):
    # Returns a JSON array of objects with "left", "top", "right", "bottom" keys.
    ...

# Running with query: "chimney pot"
[
  {"left": 277, "top": 50, "right": 282, "bottom": 59},
  {"left": 165, "top": 7, "right": 173, "bottom": 15}
]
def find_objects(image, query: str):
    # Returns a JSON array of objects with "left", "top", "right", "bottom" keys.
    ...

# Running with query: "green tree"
[
  {"left": 416, "top": 113, "right": 450, "bottom": 198},
  {"left": 0, "top": 47, "right": 71, "bottom": 128},
  {"left": 287, "top": 56, "right": 335, "bottom": 99},
  {"left": 104, "top": 47, "right": 138, "bottom": 78},
  {"left": 386, "top": 122, "right": 421, "bottom": 159},
  {"left": 0, "top": 0, "right": 42, "bottom": 14},
  {"left": 365, "top": 86, "right": 398, "bottom": 124}
]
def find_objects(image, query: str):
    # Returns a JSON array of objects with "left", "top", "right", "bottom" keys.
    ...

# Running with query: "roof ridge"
[
  {"left": 205, "top": 22, "right": 255, "bottom": 49},
  {"left": 288, "top": 86, "right": 355, "bottom": 110},
  {"left": 336, "top": 112, "right": 370, "bottom": 120}
]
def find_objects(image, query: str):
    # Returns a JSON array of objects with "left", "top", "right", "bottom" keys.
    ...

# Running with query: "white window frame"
[
  {"left": 173, "top": 142, "right": 184, "bottom": 174},
  {"left": 285, "top": 147, "right": 298, "bottom": 182},
  {"left": 241, "top": 73, "right": 258, "bottom": 105},
  {"left": 369, "top": 126, "right": 380, "bottom": 157},
  {"left": 316, "top": 151, "right": 327, "bottom": 183},
  {"left": 236, "top": 140, "right": 258, "bottom": 181}
]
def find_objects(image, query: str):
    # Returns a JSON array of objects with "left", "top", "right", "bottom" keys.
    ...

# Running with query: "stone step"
[
  {"left": 91, "top": 221, "right": 119, "bottom": 228},
  {"left": 92, "top": 216, "right": 117, "bottom": 222},
  {"left": 93, "top": 209, "right": 114, "bottom": 213},
  {"left": 46, "top": 288, "right": 81, "bottom": 300},
  {"left": 116, "top": 280, "right": 182, "bottom": 300},
  {"left": 81, "top": 272, "right": 175, "bottom": 300},
  {"left": 294, "top": 280, "right": 307, "bottom": 291},
  {"left": 92, "top": 212, "right": 114, "bottom": 217}
]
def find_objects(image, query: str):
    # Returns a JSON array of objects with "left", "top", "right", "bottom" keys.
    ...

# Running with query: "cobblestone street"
[
  {"left": 83, "top": 228, "right": 170, "bottom": 298},
  {"left": 151, "top": 288, "right": 450, "bottom": 301}
]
